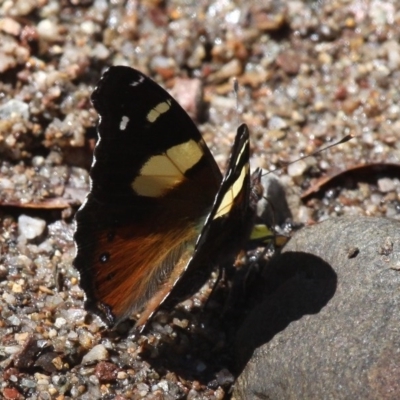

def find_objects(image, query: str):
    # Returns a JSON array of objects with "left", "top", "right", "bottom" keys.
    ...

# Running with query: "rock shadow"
[{"left": 235, "top": 251, "right": 337, "bottom": 371}]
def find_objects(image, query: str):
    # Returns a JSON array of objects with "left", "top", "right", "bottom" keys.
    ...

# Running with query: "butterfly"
[{"left": 73, "top": 66, "right": 266, "bottom": 332}]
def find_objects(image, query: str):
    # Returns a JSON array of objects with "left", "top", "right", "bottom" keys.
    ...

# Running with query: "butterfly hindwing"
[{"left": 162, "top": 125, "right": 261, "bottom": 306}]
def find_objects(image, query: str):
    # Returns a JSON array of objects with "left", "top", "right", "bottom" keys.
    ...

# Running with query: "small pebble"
[
  {"left": 117, "top": 371, "right": 127, "bottom": 380},
  {"left": 3, "top": 292, "right": 16, "bottom": 305},
  {"left": 0, "top": 17, "right": 22, "bottom": 36},
  {"left": 54, "top": 317, "right": 67, "bottom": 328},
  {"left": 287, "top": 160, "right": 307, "bottom": 177},
  {"left": 82, "top": 344, "right": 109, "bottom": 364},
  {"left": 18, "top": 215, "right": 46, "bottom": 240},
  {"left": 377, "top": 178, "right": 396, "bottom": 193},
  {"left": 268, "top": 116, "right": 288, "bottom": 130},
  {"left": 0, "top": 99, "right": 30, "bottom": 120},
  {"left": 137, "top": 383, "right": 149, "bottom": 396},
  {"left": 11, "top": 283, "right": 23, "bottom": 293},
  {"left": 208, "top": 59, "right": 242, "bottom": 83},
  {"left": 36, "top": 19, "right": 59, "bottom": 40}
]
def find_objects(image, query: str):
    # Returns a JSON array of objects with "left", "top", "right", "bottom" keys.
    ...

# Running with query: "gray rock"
[{"left": 234, "top": 216, "right": 400, "bottom": 400}]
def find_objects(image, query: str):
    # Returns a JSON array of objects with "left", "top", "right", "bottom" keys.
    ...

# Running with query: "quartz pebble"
[
  {"left": 0, "top": 99, "right": 29, "bottom": 120},
  {"left": 82, "top": 344, "right": 109, "bottom": 364},
  {"left": 18, "top": 215, "right": 46, "bottom": 240},
  {"left": 287, "top": 160, "right": 307, "bottom": 177}
]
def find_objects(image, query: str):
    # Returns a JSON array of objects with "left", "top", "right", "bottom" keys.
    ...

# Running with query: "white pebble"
[
  {"left": 82, "top": 344, "right": 109, "bottom": 364},
  {"left": 137, "top": 382, "right": 149, "bottom": 396},
  {"left": 0, "top": 177, "right": 13, "bottom": 189},
  {"left": 0, "top": 99, "right": 29, "bottom": 120},
  {"left": 32, "top": 156, "right": 45, "bottom": 168},
  {"left": 378, "top": 178, "right": 395, "bottom": 193},
  {"left": 3, "top": 292, "right": 16, "bottom": 305},
  {"left": 37, "top": 19, "right": 58, "bottom": 41},
  {"left": 7, "top": 315, "right": 21, "bottom": 326},
  {"left": 48, "top": 329, "right": 57, "bottom": 338},
  {"left": 91, "top": 43, "right": 110, "bottom": 60},
  {"left": 18, "top": 215, "right": 46, "bottom": 240},
  {"left": 297, "top": 205, "right": 312, "bottom": 224},
  {"left": 4, "top": 345, "right": 21, "bottom": 354},
  {"left": 81, "top": 20, "right": 97, "bottom": 35},
  {"left": 268, "top": 116, "right": 288, "bottom": 130},
  {"left": 54, "top": 317, "right": 67, "bottom": 328},
  {"left": 287, "top": 159, "right": 307, "bottom": 177},
  {"left": 117, "top": 371, "right": 127, "bottom": 380}
]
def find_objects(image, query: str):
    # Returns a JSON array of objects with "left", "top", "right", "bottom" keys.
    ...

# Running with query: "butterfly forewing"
[{"left": 74, "top": 66, "right": 222, "bottom": 327}]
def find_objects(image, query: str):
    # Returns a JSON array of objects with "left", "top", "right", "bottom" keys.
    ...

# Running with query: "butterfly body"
[{"left": 74, "top": 66, "right": 262, "bottom": 331}]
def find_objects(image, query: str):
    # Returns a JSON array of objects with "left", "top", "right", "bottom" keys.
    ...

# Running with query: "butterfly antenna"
[
  {"left": 263, "top": 133, "right": 355, "bottom": 176},
  {"left": 233, "top": 77, "right": 240, "bottom": 127}
]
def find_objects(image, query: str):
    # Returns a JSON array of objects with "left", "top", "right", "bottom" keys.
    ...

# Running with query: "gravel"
[{"left": 0, "top": 0, "right": 400, "bottom": 399}]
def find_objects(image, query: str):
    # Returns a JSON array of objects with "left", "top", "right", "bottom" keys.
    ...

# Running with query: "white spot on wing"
[
  {"left": 119, "top": 116, "right": 129, "bottom": 131},
  {"left": 130, "top": 75, "right": 145, "bottom": 87}
]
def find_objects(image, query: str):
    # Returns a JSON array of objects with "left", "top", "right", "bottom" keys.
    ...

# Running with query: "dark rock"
[
  {"left": 234, "top": 216, "right": 400, "bottom": 399},
  {"left": 34, "top": 351, "right": 61, "bottom": 373},
  {"left": 13, "top": 336, "right": 41, "bottom": 369}
]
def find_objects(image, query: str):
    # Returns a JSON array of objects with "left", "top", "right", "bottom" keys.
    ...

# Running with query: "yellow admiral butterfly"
[{"left": 74, "top": 66, "right": 264, "bottom": 331}]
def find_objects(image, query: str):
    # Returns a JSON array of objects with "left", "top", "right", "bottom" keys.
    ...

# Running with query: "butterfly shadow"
[
  {"left": 132, "top": 265, "right": 243, "bottom": 385},
  {"left": 233, "top": 251, "right": 338, "bottom": 374},
  {"left": 128, "top": 250, "right": 336, "bottom": 389}
]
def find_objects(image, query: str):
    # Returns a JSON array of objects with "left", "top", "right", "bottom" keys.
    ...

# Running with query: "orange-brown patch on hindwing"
[
  {"left": 91, "top": 219, "right": 198, "bottom": 324},
  {"left": 134, "top": 249, "right": 193, "bottom": 329}
]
